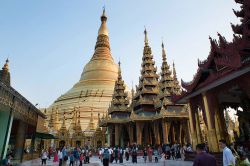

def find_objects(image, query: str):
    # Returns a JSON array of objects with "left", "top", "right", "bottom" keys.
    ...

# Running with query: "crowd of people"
[
  {"left": 2, "top": 141, "right": 250, "bottom": 166},
  {"left": 40, "top": 146, "right": 93, "bottom": 166},
  {"left": 98, "top": 143, "right": 193, "bottom": 166}
]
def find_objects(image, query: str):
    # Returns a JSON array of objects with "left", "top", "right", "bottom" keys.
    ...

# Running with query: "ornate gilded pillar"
[
  {"left": 162, "top": 120, "right": 171, "bottom": 144},
  {"left": 136, "top": 122, "right": 143, "bottom": 145},
  {"left": 171, "top": 124, "right": 176, "bottom": 143},
  {"left": 153, "top": 122, "right": 160, "bottom": 145},
  {"left": 195, "top": 111, "right": 202, "bottom": 143},
  {"left": 14, "top": 121, "right": 27, "bottom": 162},
  {"left": 144, "top": 123, "right": 149, "bottom": 144},
  {"left": 115, "top": 124, "right": 120, "bottom": 146},
  {"left": 186, "top": 120, "right": 191, "bottom": 144},
  {"left": 179, "top": 121, "right": 183, "bottom": 144},
  {"left": 202, "top": 92, "right": 219, "bottom": 152},
  {"left": 218, "top": 107, "right": 230, "bottom": 143},
  {"left": 109, "top": 126, "right": 113, "bottom": 146},
  {"left": 188, "top": 102, "right": 198, "bottom": 149},
  {"left": 215, "top": 110, "right": 223, "bottom": 142},
  {"left": 128, "top": 125, "right": 134, "bottom": 145}
]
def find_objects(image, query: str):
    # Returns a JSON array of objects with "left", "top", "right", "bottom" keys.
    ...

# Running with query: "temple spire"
[
  {"left": 155, "top": 42, "right": 174, "bottom": 109},
  {"left": 98, "top": 7, "right": 108, "bottom": 36},
  {"left": 0, "top": 58, "right": 11, "bottom": 86},
  {"left": 48, "top": 108, "right": 55, "bottom": 129},
  {"left": 133, "top": 28, "right": 159, "bottom": 114},
  {"left": 92, "top": 8, "right": 112, "bottom": 60},
  {"left": 144, "top": 28, "right": 149, "bottom": 46},
  {"left": 60, "top": 112, "right": 67, "bottom": 131},
  {"left": 162, "top": 41, "right": 167, "bottom": 61},
  {"left": 118, "top": 61, "right": 122, "bottom": 79},
  {"left": 173, "top": 62, "right": 177, "bottom": 78},
  {"left": 2, "top": 59, "right": 9, "bottom": 71},
  {"left": 172, "top": 61, "right": 181, "bottom": 95},
  {"left": 54, "top": 108, "right": 60, "bottom": 130},
  {"left": 108, "top": 61, "right": 130, "bottom": 115}
]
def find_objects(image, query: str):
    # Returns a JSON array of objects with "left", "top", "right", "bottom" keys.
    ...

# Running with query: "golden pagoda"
[{"left": 46, "top": 9, "right": 119, "bottom": 140}]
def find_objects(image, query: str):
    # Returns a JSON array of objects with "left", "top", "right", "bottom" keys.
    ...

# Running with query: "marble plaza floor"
[{"left": 20, "top": 156, "right": 193, "bottom": 166}]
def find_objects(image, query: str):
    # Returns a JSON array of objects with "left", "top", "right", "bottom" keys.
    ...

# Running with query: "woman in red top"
[
  {"left": 147, "top": 147, "right": 153, "bottom": 162},
  {"left": 79, "top": 152, "right": 84, "bottom": 166}
]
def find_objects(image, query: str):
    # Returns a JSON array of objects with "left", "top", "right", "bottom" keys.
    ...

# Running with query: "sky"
[{"left": 0, "top": 0, "right": 240, "bottom": 108}]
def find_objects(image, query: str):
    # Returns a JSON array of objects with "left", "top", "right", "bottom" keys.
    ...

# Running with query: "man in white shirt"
[
  {"left": 58, "top": 150, "right": 63, "bottom": 166},
  {"left": 219, "top": 139, "right": 235, "bottom": 166}
]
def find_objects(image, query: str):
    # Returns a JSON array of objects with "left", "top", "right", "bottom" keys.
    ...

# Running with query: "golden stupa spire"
[
  {"left": 2, "top": 58, "right": 9, "bottom": 71},
  {"left": 98, "top": 7, "right": 108, "bottom": 36},
  {"left": 92, "top": 8, "right": 112, "bottom": 60},
  {"left": 144, "top": 27, "right": 149, "bottom": 46}
]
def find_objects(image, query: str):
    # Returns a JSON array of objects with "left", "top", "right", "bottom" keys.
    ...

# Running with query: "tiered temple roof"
[
  {"left": 155, "top": 42, "right": 175, "bottom": 109},
  {"left": 108, "top": 62, "right": 130, "bottom": 116},
  {"left": 172, "top": 62, "right": 181, "bottom": 95},
  {"left": 133, "top": 29, "right": 160, "bottom": 114}
]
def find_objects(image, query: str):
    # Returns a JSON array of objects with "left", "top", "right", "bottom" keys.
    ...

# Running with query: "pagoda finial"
[
  {"left": 101, "top": 6, "right": 107, "bottom": 22},
  {"left": 173, "top": 61, "right": 176, "bottom": 78},
  {"left": 2, "top": 58, "right": 9, "bottom": 71},
  {"left": 131, "top": 81, "right": 135, "bottom": 99},
  {"left": 98, "top": 7, "right": 108, "bottom": 36},
  {"left": 144, "top": 27, "right": 149, "bottom": 46},
  {"left": 162, "top": 41, "right": 167, "bottom": 61}
]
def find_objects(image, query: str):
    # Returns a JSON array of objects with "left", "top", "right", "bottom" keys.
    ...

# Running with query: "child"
[{"left": 69, "top": 153, "right": 74, "bottom": 166}]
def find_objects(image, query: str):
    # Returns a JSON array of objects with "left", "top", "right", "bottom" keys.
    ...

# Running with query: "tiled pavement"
[{"left": 20, "top": 156, "right": 193, "bottom": 166}]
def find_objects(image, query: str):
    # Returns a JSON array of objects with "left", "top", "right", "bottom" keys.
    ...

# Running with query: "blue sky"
[{"left": 0, "top": 0, "right": 240, "bottom": 108}]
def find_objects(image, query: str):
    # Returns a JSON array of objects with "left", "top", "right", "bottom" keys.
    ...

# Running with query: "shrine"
[{"left": 175, "top": 0, "right": 250, "bottom": 152}]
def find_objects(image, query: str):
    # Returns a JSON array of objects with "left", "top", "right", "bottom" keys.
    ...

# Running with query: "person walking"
[
  {"left": 41, "top": 149, "right": 48, "bottom": 165},
  {"left": 153, "top": 148, "right": 160, "bottom": 163},
  {"left": 131, "top": 146, "right": 137, "bottom": 163},
  {"left": 119, "top": 147, "right": 124, "bottom": 163},
  {"left": 114, "top": 147, "right": 118, "bottom": 163},
  {"left": 58, "top": 149, "right": 63, "bottom": 166},
  {"left": 79, "top": 152, "right": 84, "bottom": 166},
  {"left": 102, "top": 146, "right": 110, "bottom": 166},
  {"left": 69, "top": 152, "right": 74, "bottom": 166},
  {"left": 53, "top": 149, "right": 58, "bottom": 162},
  {"left": 125, "top": 147, "right": 129, "bottom": 161},
  {"left": 219, "top": 140, "right": 235, "bottom": 166},
  {"left": 147, "top": 146, "right": 153, "bottom": 162},
  {"left": 143, "top": 148, "right": 148, "bottom": 163},
  {"left": 193, "top": 143, "right": 217, "bottom": 166}
]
